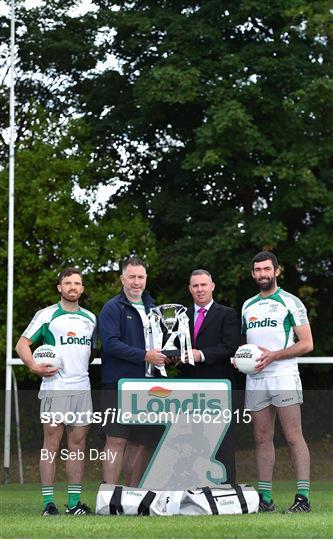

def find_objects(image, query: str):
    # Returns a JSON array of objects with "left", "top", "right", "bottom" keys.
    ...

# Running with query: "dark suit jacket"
[
  {"left": 179, "top": 300, "right": 240, "bottom": 483},
  {"left": 180, "top": 301, "right": 240, "bottom": 380}
]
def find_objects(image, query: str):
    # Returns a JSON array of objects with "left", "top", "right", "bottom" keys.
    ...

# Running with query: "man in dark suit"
[{"left": 180, "top": 269, "right": 240, "bottom": 482}]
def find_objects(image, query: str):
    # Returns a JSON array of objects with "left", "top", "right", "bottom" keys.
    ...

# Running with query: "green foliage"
[
  {"left": 81, "top": 0, "right": 332, "bottom": 356},
  {"left": 0, "top": 113, "right": 157, "bottom": 372},
  {"left": 1, "top": 0, "right": 333, "bottom": 375}
]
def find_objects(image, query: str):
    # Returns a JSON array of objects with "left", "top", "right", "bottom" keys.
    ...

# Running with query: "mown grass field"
[{"left": 0, "top": 481, "right": 332, "bottom": 538}]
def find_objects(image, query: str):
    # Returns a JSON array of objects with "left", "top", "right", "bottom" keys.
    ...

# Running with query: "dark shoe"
[
  {"left": 65, "top": 501, "right": 92, "bottom": 515},
  {"left": 283, "top": 494, "right": 311, "bottom": 513},
  {"left": 259, "top": 494, "right": 276, "bottom": 512},
  {"left": 42, "top": 502, "right": 59, "bottom": 516}
]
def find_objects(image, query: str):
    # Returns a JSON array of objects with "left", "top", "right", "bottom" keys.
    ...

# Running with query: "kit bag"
[
  {"left": 177, "top": 485, "right": 259, "bottom": 515},
  {"left": 96, "top": 483, "right": 259, "bottom": 516}
]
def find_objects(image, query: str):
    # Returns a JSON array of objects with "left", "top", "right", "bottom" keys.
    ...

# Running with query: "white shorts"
[
  {"left": 40, "top": 390, "right": 93, "bottom": 426},
  {"left": 245, "top": 373, "right": 303, "bottom": 412}
]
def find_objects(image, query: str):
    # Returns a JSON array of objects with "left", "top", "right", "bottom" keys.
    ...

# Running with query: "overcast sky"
[
  {"left": 0, "top": 0, "right": 99, "bottom": 17},
  {"left": 1, "top": 0, "right": 122, "bottom": 216}
]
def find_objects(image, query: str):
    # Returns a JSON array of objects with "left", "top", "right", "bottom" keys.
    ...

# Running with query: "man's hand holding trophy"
[{"left": 144, "top": 304, "right": 194, "bottom": 377}]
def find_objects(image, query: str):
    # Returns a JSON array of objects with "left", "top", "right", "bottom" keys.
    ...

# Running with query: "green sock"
[
  {"left": 68, "top": 484, "right": 81, "bottom": 509},
  {"left": 297, "top": 480, "right": 310, "bottom": 500},
  {"left": 42, "top": 485, "right": 55, "bottom": 509},
  {"left": 258, "top": 481, "right": 273, "bottom": 503}
]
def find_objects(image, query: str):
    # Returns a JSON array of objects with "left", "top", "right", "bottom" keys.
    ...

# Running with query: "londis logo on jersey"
[
  {"left": 131, "top": 387, "right": 221, "bottom": 414},
  {"left": 60, "top": 331, "right": 91, "bottom": 346},
  {"left": 248, "top": 317, "right": 277, "bottom": 329}
]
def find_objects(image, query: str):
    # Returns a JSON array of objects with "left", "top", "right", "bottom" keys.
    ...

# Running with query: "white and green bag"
[{"left": 96, "top": 483, "right": 259, "bottom": 516}]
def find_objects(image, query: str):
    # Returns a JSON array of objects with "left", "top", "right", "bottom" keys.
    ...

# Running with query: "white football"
[
  {"left": 232, "top": 344, "right": 263, "bottom": 374},
  {"left": 33, "top": 344, "right": 63, "bottom": 369}
]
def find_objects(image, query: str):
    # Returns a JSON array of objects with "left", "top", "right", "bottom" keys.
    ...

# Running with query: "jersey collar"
[{"left": 259, "top": 287, "right": 281, "bottom": 300}]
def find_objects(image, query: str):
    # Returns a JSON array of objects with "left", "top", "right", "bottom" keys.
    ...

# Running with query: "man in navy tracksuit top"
[{"left": 99, "top": 256, "right": 166, "bottom": 486}]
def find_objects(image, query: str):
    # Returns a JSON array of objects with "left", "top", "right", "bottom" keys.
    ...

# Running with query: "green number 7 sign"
[{"left": 118, "top": 379, "right": 232, "bottom": 490}]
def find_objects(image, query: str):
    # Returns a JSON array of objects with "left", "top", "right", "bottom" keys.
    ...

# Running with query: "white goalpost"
[{"left": 3, "top": 0, "right": 16, "bottom": 485}]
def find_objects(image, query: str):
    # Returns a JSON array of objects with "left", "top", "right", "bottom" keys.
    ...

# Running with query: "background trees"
[{"left": 1, "top": 0, "right": 332, "bottom": 371}]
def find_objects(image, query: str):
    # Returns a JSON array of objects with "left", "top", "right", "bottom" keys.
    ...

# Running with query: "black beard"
[
  {"left": 62, "top": 293, "right": 79, "bottom": 303},
  {"left": 256, "top": 277, "right": 275, "bottom": 291}
]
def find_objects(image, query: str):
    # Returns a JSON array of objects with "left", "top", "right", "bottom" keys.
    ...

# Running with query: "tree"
[
  {"left": 0, "top": 112, "right": 157, "bottom": 372},
  {"left": 1, "top": 0, "right": 332, "bottom": 365},
  {"left": 76, "top": 0, "right": 333, "bottom": 355}
]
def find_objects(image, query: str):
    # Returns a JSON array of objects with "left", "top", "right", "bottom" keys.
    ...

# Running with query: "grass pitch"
[{"left": 0, "top": 481, "right": 332, "bottom": 539}]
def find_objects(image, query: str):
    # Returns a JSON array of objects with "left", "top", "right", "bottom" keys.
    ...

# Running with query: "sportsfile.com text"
[{"left": 40, "top": 407, "right": 252, "bottom": 427}]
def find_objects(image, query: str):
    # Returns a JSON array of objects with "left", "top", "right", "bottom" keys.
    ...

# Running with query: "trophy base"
[{"left": 162, "top": 348, "right": 181, "bottom": 358}]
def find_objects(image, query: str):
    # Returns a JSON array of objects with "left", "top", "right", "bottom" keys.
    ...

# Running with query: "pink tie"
[{"left": 194, "top": 307, "right": 207, "bottom": 346}]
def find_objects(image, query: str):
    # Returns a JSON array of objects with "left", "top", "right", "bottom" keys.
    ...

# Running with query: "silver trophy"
[{"left": 144, "top": 304, "right": 194, "bottom": 378}]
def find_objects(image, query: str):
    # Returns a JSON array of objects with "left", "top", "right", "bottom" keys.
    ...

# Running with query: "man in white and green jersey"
[
  {"left": 16, "top": 268, "right": 96, "bottom": 516},
  {"left": 241, "top": 251, "right": 313, "bottom": 514}
]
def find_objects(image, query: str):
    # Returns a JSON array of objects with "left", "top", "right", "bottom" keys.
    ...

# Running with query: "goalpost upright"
[{"left": 4, "top": 0, "right": 16, "bottom": 484}]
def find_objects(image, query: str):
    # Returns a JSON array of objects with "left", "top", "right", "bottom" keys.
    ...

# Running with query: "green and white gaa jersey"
[
  {"left": 131, "top": 301, "right": 149, "bottom": 347},
  {"left": 23, "top": 303, "right": 97, "bottom": 393},
  {"left": 131, "top": 301, "right": 148, "bottom": 328},
  {"left": 241, "top": 288, "right": 309, "bottom": 378}
]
